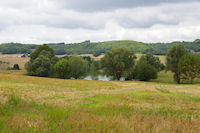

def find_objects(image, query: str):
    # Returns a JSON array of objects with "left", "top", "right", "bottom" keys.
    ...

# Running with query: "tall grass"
[{"left": 0, "top": 70, "right": 200, "bottom": 132}]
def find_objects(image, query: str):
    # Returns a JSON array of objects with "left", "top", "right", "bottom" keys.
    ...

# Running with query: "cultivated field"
[
  {"left": 0, "top": 70, "right": 200, "bottom": 132},
  {"left": 0, "top": 54, "right": 29, "bottom": 69}
]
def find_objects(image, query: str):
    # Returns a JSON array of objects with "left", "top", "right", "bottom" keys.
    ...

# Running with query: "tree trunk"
[
  {"left": 189, "top": 78, "right": 194, "bottom": 84},
  {"left": 174, "top": 72, "right": 181, "bottom": 84}
]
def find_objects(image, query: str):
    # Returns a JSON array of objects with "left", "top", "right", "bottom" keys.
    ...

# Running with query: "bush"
[{"left": 13, "top": 64, "right": 20, "bottom": 70}]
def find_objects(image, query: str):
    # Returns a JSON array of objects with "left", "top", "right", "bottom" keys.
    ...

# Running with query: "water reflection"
[{"left": 84, "top": 75, "right": 125, "bottom": 81}]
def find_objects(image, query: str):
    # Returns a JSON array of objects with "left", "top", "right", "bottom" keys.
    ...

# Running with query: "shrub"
[{"left": 13, "top": 64, "right": 20, "bottom": 70}]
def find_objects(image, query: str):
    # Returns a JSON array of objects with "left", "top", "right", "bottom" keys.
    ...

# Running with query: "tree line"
[
  {"left": 1, "top": 39, "right": 200, "bottom": 56},
  {"left": 25, "top": 44, "right": 200, "bottom": 84}
]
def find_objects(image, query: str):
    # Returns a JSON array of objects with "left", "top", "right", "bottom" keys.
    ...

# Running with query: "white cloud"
[{"left": 0, "top": 0, "right": 199, "bottom": 43}]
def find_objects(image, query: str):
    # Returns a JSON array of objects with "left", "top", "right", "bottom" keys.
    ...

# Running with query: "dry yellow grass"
[
  {"left": 0, "top": 54, "right": 29, "bottom": 69},
  {"left": 0, "top": 70, "right": 200, "bottom": 132}
]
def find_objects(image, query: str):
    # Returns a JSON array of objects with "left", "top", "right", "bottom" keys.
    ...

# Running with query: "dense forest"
[{"left": 0, "top": 39, "right": 200, "bottom": 56}]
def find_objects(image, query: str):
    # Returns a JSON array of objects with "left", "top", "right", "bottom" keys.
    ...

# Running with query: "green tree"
[
  {"left": 133, "top": 56, "right": 157, "bottom": 81},
  {"left": 25, "top": 44, "right": 57, "bottom": 77},
  {"left": 166, "top": 44, "right": 187, "bottom": 84},
  {"left": 101, "top": 48, "right": 136, "bottom": 80},
  {"left": 13, "top": 64, "right": 20, "bottom": 70},
  {"left": 144, "top": 54, "right": 164, "bottom": 71},
  {"left": 30, "top": 44, "right": 55, "bottom": 61},
  {"left": 54, "top": 59, "right": 69, "bottom": 79},
  {"left": 30, "top": 55, "right": 53, "bottom": 77},
  {"left": 178, "top": 54, "right": 200, "bottom": 84},
  {"left": 89, "top": 61, "right": 100, "bottom": 80},
  {"left": 68, "top": 56, "right": 88, "bottom": 79}
]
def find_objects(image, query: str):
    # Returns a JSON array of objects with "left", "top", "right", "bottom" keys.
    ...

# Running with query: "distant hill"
[{"left": 0, "top": 40, "right": 200, "bottom": 56}]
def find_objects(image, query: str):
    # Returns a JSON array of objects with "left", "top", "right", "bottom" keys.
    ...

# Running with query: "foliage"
[
  {"left": 1, "top": 39, "right": 200, "bottom": 56},
  {"left": 68, "top": 56, "right": 88, "bottom": 79},
  {"left": 30, "top": 44, "right": 55, "bottom": 61},
  {"left": 0, "top": 43, "right": 35, "bottom": 54},
  {"left": 101, "top": 48, "right": 136, "bottom": 80},
  {"left": 29, "top": 55, "right": 54, "bottom": 77},
  {"left": 25, "top": 44, "right": 57, "bottom": 77},
  {"left": 54, "top": 59, "right": 69, "bottom": 79},
  {"left": 0, "top": 61, "right": 9, "bottom": 64},
  {"left": 178, "top": 54, "right": 200, "bottom": 84},
  {"left": 166, "top": 44, "right": 187, "bottom": 84},
  {"left": 143, "top": 54, "right": 165, "bottom": 71},
  {"left": 13, "top": 64, "right": 20, "bottom": 70},
  {"left": 7, "top": 64, "right": 20, "bottom": 70},
  {"left": 89, "top": 61, "right": 101, "bottom": 79},
  {"left": 133, "top": 56, "right": 157, "bottom": 81}
]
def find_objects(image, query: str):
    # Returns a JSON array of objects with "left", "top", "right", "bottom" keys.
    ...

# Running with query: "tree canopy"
[
  {"left": 25, "top": 44, "right": 57, "bottom": 77},
  {"left": 68, "top": 56, "right": 88, "bottom": 79},
  {"left": 178, "top": 54, "right": 200, "bottom": 84},
  {"left": 1, "top": 39, "right": 200, "bottom": 56},
  {"left": 54, "top": 58, "right": 69, "bottom": 79},
  {"left": 101, "top": 48, "right": 136, "bottom": 80},
  {"left": 166, "top": 44, "right": 188, "bottom": 84}
]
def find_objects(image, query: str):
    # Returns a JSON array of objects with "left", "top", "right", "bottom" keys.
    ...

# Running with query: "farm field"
[
  {"left": 0, "top": 54, "right": 29, "bottom": 69},
  {"left": 0, "top": 70, "right": 200, "bottom": 132}
]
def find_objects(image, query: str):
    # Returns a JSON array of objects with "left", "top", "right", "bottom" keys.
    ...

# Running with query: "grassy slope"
[{"left": 0, "top": 71, "right": 200, "bottom": 133}]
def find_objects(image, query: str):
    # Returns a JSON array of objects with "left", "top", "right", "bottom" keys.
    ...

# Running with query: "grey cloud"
[
  {"left": 0, "top": 0, "right": 200, "bottom": 43},
  {"left": 57, "top": 0, "right": 199, "bottom": 12}
]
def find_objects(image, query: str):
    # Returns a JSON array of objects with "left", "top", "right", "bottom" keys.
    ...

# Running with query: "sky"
[{"left": 0, "top": 0, "right": 200, "bottom": 44}]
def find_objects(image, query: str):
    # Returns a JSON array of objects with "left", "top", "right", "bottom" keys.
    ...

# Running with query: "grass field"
[{"left": 0, "top": 70, "right": 200, "bottom": 132}]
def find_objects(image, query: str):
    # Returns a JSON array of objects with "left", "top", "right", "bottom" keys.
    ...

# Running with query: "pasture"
[{"left": 0, "top": 70, "right": 199, "bottom": 132}]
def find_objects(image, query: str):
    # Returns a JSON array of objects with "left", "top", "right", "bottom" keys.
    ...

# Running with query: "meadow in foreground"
[{"left": 0, "top": 70, "right": 200, "bottom": 133}]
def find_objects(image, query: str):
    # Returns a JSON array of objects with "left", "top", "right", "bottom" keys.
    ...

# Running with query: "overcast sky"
[{"left": 0, "top": 0, "right": 199, "bottom": 44}]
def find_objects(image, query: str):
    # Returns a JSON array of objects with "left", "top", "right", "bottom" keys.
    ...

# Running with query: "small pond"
[{"left": 84, "top": 75, "right": 125, "bottom": 81}]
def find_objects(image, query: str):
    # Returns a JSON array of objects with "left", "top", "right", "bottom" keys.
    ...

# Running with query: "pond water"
[{"left": 84, "top": 75, "right": 125, "bottom": 81}]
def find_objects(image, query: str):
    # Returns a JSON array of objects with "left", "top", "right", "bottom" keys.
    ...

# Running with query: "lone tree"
[
  {"left": 166, "top": 44, "right": 187, "bottom": 84},
  {"left": 54, "top": 58, "right": 69, "bottom": 79},
  {"left": 25, "top": 44, "right": 58, "bottom": 77},
  {"left": 178, "top": 54, "right": 200, "bottom": 84},
  {"left": 13, "top": 64, "right": 20, "bottom": 70},
  {"left": 101, "top": 48, "right": 136, "bottom": 80},
  {"left": 68, "top": 56, "right": 88, "bottom": 79}
]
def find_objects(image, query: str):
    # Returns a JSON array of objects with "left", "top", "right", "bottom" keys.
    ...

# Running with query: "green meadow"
[{"left": 0, "top": 70, "right": 200, "bottom": 133}]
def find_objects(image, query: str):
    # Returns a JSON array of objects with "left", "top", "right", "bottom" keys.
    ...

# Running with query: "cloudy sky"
[{"left": 0, "top": 0, "right": 199, "bottom": 44}]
